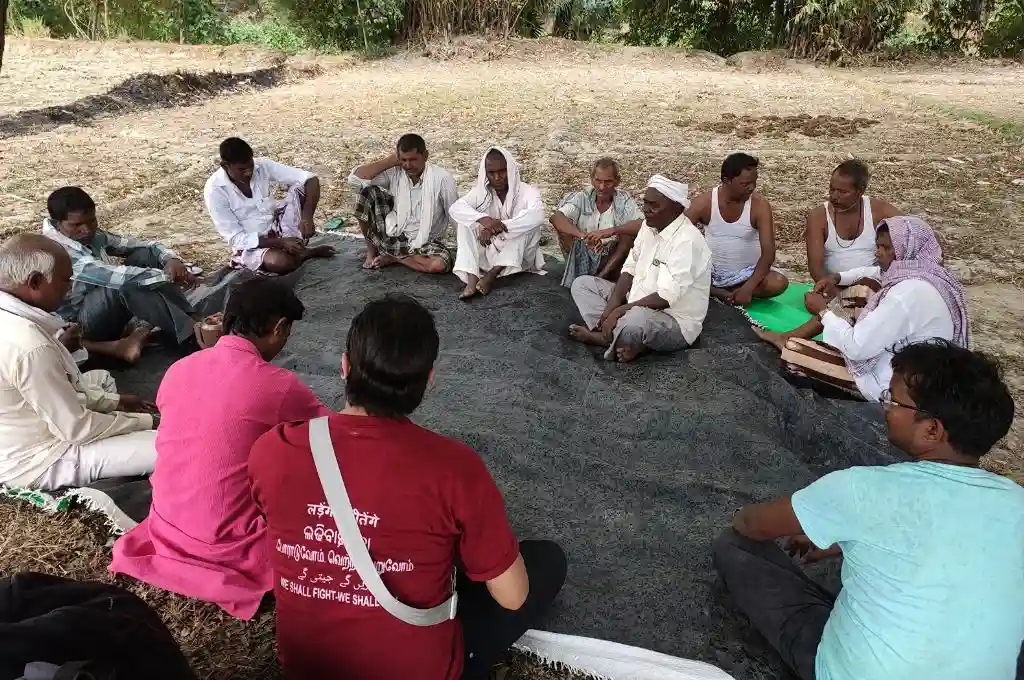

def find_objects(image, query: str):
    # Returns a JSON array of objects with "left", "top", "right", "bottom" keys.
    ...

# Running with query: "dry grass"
[
  {"left": 0, "top": 498, "right": 576, "bottom": 680},
  {"left": 0, "top": 35, "right": 1022, "bottom": 675}
]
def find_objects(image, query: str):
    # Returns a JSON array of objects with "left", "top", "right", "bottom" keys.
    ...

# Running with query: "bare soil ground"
[{"left": 0, "top": 36, "right": 1022, "bottom": 678}]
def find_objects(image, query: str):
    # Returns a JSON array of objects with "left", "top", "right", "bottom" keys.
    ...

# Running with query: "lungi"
[
  {"left": 231, "top": 185, "right": 305, "bottom": 272},
  {"left": 355, "top": 185, "right": 453, "bottom": 272}
]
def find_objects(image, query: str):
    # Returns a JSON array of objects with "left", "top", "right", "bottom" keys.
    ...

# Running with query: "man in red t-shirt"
[{"left": 249, "top": 294, "right": 567, "bottom": 680}]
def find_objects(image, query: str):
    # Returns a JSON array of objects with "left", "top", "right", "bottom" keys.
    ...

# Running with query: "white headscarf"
[
  {"left": 646, "top": 174, "right": 690, "bottom": 209},
  {"left": 463, "top": 146, "right": 523, "bottom": 216}
]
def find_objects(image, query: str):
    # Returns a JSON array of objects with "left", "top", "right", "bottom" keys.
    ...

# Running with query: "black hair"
[
  {"left": 222, "top": 278, "right": 305, "bottom": 337},
  {"left": 396, "top": 133, "right": 427, "bottom": 155},
  {"left": 345, "top": 294, "right": 439, "bottom": 419},
  {"left": 721, "top": 153, "right": 759, "bottom": 181},
  {"left": 833, "top": 159, "right": 871, "bottom": 191},
  {"left": 47, "top": 186, "right": 96, "bottom": 221},
  {"left": 219, "top": 137, "right": 254, "bottom": 165},
  {"left": 485, "top": 148, "right": 506, "bottom": 166},
  {"left": 891, "top": 339, "right": 1014, "bottom": 458}
]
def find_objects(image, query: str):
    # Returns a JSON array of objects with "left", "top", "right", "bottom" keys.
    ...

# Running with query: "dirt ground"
[{"left": 0, "top": 35, "right": 1022, "bottom": 677}]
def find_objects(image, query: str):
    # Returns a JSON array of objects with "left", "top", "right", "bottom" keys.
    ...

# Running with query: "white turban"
[{"left": 646, "top": 174, "right": 690, "bottom": 209}]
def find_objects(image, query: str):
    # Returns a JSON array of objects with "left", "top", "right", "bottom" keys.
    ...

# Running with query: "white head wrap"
[
  {"left": 464, "top": 146, "right": 522, "bottom": 214},
  {"left": 646, "top": 174, "right": 690, "bottom": 209}
]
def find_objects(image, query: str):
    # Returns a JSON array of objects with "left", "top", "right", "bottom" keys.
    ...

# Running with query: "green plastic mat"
[{"left": 741, "top": 282, "right": 822, "bottom": 339}]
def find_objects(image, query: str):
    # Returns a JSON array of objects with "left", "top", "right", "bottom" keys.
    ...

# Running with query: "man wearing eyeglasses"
[{"left": 713, "top": 339, "right": 1023, "bottom": 680}]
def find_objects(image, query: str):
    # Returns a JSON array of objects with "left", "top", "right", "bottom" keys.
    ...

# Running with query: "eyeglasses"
[{"left": 878, "top": 389, "right": 930, "bottom": 416}]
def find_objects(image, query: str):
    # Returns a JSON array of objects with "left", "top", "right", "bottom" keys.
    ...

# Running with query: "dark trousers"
[
  {"left": 713, "top": 528, "right": 836, "bottom": 680},
  {"left": 78, "top": 251, "right": 196, "bottom": 345},
  {"left": 458, "top": 539, "right": 567, "bottom": 680}
]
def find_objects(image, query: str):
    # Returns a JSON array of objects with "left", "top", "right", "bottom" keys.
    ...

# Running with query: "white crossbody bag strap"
[{"left": 308, "top": 416, "right": 456, "bottom": 627}]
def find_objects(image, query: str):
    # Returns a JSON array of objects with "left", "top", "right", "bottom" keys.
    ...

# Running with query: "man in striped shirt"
[{"left": 43, "top": 186, "right": 200, "bottom": 362}]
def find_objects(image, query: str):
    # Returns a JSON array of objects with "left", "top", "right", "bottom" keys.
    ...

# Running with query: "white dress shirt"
[
  {"left": 620, "top": 215, "right": 712, "bottom": 344},
  {"left": 204, "top": 158, "right": 314, "bottom": 252},
  {"left": 0, "top": 302, "right": 152, "bottom": 487},
  {"left": 822, "top": 278, "right": 955, "bottom": 401}
]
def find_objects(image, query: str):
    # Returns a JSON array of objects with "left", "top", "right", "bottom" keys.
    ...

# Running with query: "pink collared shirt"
[{"left": 111, "top": 335, "right": 332, "bottom": 619}]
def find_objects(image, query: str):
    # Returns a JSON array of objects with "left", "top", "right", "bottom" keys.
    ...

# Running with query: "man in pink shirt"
[{"left": 111, "top": 278, "right": 331, "bottom": 619}]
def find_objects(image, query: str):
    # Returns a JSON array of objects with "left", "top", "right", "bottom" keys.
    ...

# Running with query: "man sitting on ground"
[
  {"left": 551, "top": 157, "right": 644, "bottom": 288},
  {"left": 686, "top": 153, "right": 788, "bottom": 305},
  {"left": 249, "top": 294, "right": 566, "bottom": 680},
  {"left": 714, "top": 339, "right": 1023, "bottom": 680},
  {"left": 450, "top": 147, "right": 545, "bottom": 299},
  {"left": 0, "top": 235, "right": 157, "bottom": 491},
  {"left": 348, "top": 133, "right": 458, "bottom": 273},
  {"left": 43, "top": 186, "right": 200, "bottom": 362},
  {"left": 806, "top": 158, "right": 900, "bottom": 284},
  {"left": 569, "top": 175, "right": 712, "bottom": 363},
  {"left": 112, "top": 278, "right": 329, "bottom": 620},
  {"left": 204, "top": 137, "right": 334, "bottom": 275}
]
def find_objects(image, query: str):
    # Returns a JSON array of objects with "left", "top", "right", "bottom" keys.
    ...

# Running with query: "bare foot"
[
  {"left": 710, "top": 287, "right": 733, "bottom": 301},
  {"left": 112, "top": 327, "right": 153, "bottom": 363},
  {"left": 459, "top": 275, "right": 480, "bottom": 301},
  {"left": 372, "top": 254, "right": 398, "bottom": 268},
  {"left": 311, "top": 245, "right": 335, "bottom": 258},
  {"left": 362, "top": 252, "right": 376, "bottom": 269},
  {"left": 568, "top": 324, "right": 606, "bottom": 346},
  {"left": 753, "top": 327, "right": 790, "bottom": 352},
  {"left": 615, "top": 343, "right": 643, "bottom": 363}
]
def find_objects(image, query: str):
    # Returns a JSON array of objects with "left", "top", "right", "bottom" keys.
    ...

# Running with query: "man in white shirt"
[
  {"left": 568, "top": 175, "right": 712, "bottom": 363},
  {"left": 0, "top": 234, "right": 157, "bottom": 491},
  {"left": 449, "top": 147, "right": 546, "bottom": 300},
  {"left": 348, "top": 134, "right": 458, "bottom": 273},
  {"left": 204, "top": 137, "right": 335, "bottom": 275}
]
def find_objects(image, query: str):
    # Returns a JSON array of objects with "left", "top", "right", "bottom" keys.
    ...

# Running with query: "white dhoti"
[
  {"left": 31, "top": 370, "right": 158, "bottom": 491},
  {"left": 232, "top": 184, "right": 305, "bottom": 271},
  {"left": 453, "top": 223, "right": 544, "bottom": 283}
]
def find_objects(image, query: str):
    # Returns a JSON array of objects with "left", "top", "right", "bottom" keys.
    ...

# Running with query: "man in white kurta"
[
  {"left": 204, "top": 137, "right": 334, "bottom": 275},
  {"left": 568, "top": 175, "right": 712, "bottom": 363},
  {"left": 0, "top": 235, "right": 157, "bottom": 491},
  {"left": 449, "top": 147, "right": 545, "bottom": 299},
  {"left": 348, "top": 133, "right": 458, "bottom": 273}
]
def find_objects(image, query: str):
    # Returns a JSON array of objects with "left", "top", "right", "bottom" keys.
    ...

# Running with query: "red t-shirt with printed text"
[{"left": 249, "top": 413, "right": 520, "bottom": 680}]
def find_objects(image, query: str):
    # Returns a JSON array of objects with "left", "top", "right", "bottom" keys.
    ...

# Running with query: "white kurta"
[
  {"left": 449, "top": 147, "right": 545, "bottom": 282},
  {"left": 821, "top": 278, "right": 954, "bottom": 401}
]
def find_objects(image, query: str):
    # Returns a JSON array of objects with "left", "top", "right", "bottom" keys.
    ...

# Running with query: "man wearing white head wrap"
[
  {"left": 449, "top": 147, "right": 546, "bottom": 299},
  {"left": 568, "top": 176, "right": 712, "bottom": 362}
]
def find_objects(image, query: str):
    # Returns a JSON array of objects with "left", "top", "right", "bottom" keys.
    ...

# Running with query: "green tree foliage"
[
  {"left": 8, "top": 0, "right": 223, "bottom": 42},
  {"left": 274, "top": 0, "right": 403, "bottom": 50},
  {"left": 981, "top": 0, "right": 1024, "bottom": 55}
]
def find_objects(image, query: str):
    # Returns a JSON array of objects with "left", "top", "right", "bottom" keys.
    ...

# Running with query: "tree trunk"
[{"left": 0, "top": 0, "right": 9, "bottom": 76}]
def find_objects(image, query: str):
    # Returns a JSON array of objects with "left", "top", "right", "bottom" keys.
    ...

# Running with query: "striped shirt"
[{"left": 42, "top": 218, "right": 178, "bottom": 322}]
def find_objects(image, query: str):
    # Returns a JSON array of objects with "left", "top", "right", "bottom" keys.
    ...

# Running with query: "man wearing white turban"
[
  {"left": 449, "top": 147, "right": 546, "bottom": 300},
  {"left": 568, "top": 175, "right": 712, "bottom": 362}
]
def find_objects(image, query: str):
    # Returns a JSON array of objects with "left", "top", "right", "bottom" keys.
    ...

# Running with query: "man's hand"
[
  {"left": 812, "top": 273, "right": 842, "bottom": 300},
  {"left": 298, "top": 217, "right": 316, "bottom": 239},
  {"left": 598, "top": 304, "right": 630, "bottom": 333},
  {"left": 164, "top": 259, "right": 197, "bottom": 288},
  {"left": 118, "top": 394, "right": 158, "bottom": 414},
  {"left": 786, "top": 534, "right": 841, "bottom": 563},
  {"left": 58, "top": 323, "right": 83, "bottom": 353},
  {"left": 582, "top": 229, "right": 612, "bottom": 252},
  {"left": 278, "top": 237, "right": 305, "bottom": 255},
  {"left": 728, "top": 284, "right": 755, "bottom": 307},
  {"left": 804, "top": 291, "right": 828, "bottom": 315}
]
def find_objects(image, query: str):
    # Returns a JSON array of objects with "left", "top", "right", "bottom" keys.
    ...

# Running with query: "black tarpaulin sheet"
[{"left": 110, "top": 238, "right": 899, "bottom": 679}]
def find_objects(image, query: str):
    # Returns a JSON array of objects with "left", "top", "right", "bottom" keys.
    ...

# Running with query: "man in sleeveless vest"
[
  {"left": 804, "top": 159, "right": 900, "bottom": 284},
  {"left": 686, "top": 153, "right": 788, "bottom": 306}
]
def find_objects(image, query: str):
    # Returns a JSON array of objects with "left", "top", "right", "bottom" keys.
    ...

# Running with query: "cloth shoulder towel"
[
  {"left": 390, "top": 163, "right": 443, "bottom": 248},
  {"left": 0, "top": 291, "right": 81, "bottom": 384},
  {"left": 647, "top": 175, "right": 690, "bottom": 210}
]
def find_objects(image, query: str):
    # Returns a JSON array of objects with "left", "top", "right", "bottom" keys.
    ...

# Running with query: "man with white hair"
[
  {"left": 568, "top": 175, "right": 712, "bottom": 362},
  {"left": 449, "top": 147, "right": 546, "bottom": 300},
  {"left": 0, "top": 234, "right": 157, "bottom": 490}
]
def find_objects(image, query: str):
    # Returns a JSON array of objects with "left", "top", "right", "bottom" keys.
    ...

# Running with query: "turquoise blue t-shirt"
[{"left": 792, "top": 461, "right": 1024, "bottom": 680}]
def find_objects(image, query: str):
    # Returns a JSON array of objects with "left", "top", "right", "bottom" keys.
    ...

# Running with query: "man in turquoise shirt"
[{"left": 714, "top": 339, "right": 1023, "bottom": 680}]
